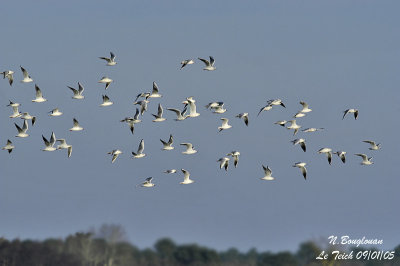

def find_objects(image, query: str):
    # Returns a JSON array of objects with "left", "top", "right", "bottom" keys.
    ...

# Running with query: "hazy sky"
[{"left": 1, "top": 1, "right": 399, "bottom": 252}]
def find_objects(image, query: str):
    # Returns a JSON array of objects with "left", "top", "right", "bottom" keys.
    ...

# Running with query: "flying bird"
[
  {"left": 343, "top": 108, "right": 358, "bottom": 120},
  {"left": 152, "top": 103, "right": 166, "bottom": 122},
  {"left": 299, "top": 101, "right": 312, "bottom": 113},
  {"left": 164, "top": 169, "right": 177, "bottom": 174},
  {"left": 180, "top": 169, "right": 194, "bottom": 184},
  {"left": 274, "top": 120, "right": 287, "bottom": 127},
  {"left": 100, "top": 95, "right": 113, "bottom": 106},
  {"left": 257, "top": 104, "right": 273, "bottom": 116},
  {"left": 68, "top": 82, "right": 85, "bottom": 99},
  {"left": 226, "top": 151, "right": 240, "bottom": 168},
  {"left": 108, "top": 149, "right": 122, "bottom": 163},
  {"left": 7, "top": 100, "right": 20, "bottom": 107},
  {"left": 99, "top": 52, "right": 117, "bottom": 66},
  {"left": 183, "top": 97, "right": 200, "bottom": 117},
  {"left": 180, "top": 143, "right": 197, "bottom": 154},
  {"left": 261, "top": 165, "right": 275, "bottom": 181},
  {"left": 293, "top": 162, "right": 307, "bottom": 180},
  {"left": 236, "top": 113, "right": 249, "bottom": 126},
  {"left": 148, "top": 81, "right": 162, "bottom": 98},
  {"left": 137, "top": 177, "right": 155, "bottom": 188},
  {"left": 20, "top": 66, "right": 33, "bottom": 83},
  {"left": 267, "top": 99, "right": 286, "bottom": 108},
  {"left": 198, "top": 56, "right": 216, "bottom": 71},
  {"left": 132, "top": 139, "right": 146, "bottom": 158},
  {"left": 318, "top": 148, "right": 333, "bottom": 165},
  {"left": 98, "top": 76, "right": 113, "bottom": 89},
  {"left": 41, "top": 132, "right": 56, "bottom": 152},
  {"left": 9, "top": 105, "right": 22, "bottom": 118},
  {"left": 32, "top": 84, "right": 47, "bottom": 103},
  {"left": 49, "top": 108, "right": 63, "bottom": 117},
  {"left": 2, "top": 139, "right": 15, "bottom": 154},
  {"left": 167, "top": 106, "right": 188, "bottom": 121},
  {"left": 302, "top": 128, "right": 324, "bottom": 133},
  {"left": 355, "top": 153, "right": 373, "bottom": 165},
  {"left": 15, "top": 120, "right": 29, "bottom": 138},
  {"left": 20, "top": 112, "right": 36, "bottom": 126},
  {"left": 218, "top": 118, "right": 232, "bottom": 132},
  {"left": 217, "top": 157, "right": 230, "bottom": 171},
  {"left": 362, "top": 140, "right": 381, "bottom": 150},
  {"left": 133, "top": 100, "right": 149, "bottom": 115},
  {"left": 286, "top": 120, "right": 301, "bottom": 135},
  {"left": 160, "top": 134, "right": 174, "bottom": 150},
  {"left": 69, "top": 118, "right": 83, "bottom": 131},
  {"left": 56, "top": 139, "right": 72, "bottom": 158},
  {"left": 180, "top": 59, "right": 194, "bottom": 69},
  {"left": 1, "top": 70, "right": 14, "bottom": 86},
  {"left": 333, "top": 151, "right": 346, "bottom": 163},
  {"left": 291, "top": 138, "right": 306, "bottom": 152}
]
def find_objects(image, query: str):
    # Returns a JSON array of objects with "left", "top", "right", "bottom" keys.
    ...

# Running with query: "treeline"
[{"left": 0, "top": 225, "right": 399, "bottom": 266}]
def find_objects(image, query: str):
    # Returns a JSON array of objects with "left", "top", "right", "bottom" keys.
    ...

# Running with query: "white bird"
[
  {"left": 137, "top": 177, "right": 155, "bottom": 188},
  {"left": 291, "top": 138, "right": 306, "bottom": 152},
  {"left": 100, "top": 95, "right": 113, "bottom": 106},
  {"left": 198, "top": 56, "right": 216, "bottom": 71},
  {"left": 160, "top": 134, "right": 174, "bottom": 150},
  {"left": 134, "top": 92, "right": 151, "bottom": 102},
  {"left": 9, "top": 105, "right": 22, "bottom": 118},
  {"left": 333, "top": 151, "right": 346, "bottom": 163},
  {"left": 49, "top": 108, "right": 63, "bottom": 117},
  {"left": 261, "top": 165, "right": 275, "bottom": 181},
  {"left": 217, "top": 157, "right": 230, "bottom": 171},
  {"left": 318, "top": 148, "right": 332, "bottom": 165},
  {"left": 133, "top": 100, "right": 149, "bottom": 115},
  {"left": 32, "top": 84, "right": 47, "bottom": 102},
  {"left": 218, "top": 118, "right": 232, "bottom": 132},
  {"left": 164, "top": 169, "right": 177, "bottom": 174},
  {"left": 180, "top": 143, "right": 197, "bottom": 154},
  {"left": 180, "top": 59, "right": 194, "bottom": 69},
  {"left": 257, "top": 104, "right": 273, "bottom": 116},
  {"left": 226, "top": 151, "right": 240, "bottom": 168},
  {"left": 42, "top": 132, "right": 56, "bottom": 152},
  {"left": 68, "top": 82, "right": 85, "bottom": 99},
  {"left": 293, "top": 162, "right": 307, "bottom": 180},
  {"left": 182, "top": 97, "right": 200, "bottom": 118},
  {"left": 355, "top": 153, "right": 373, "bottom": 165},
  {"left": 99, "top": 52, "right": 117, "bottom": 66},
  {"left": 343, "top": 108, "right": 358, "bottom": 120},
  {"left": 98, "top": 76, "right": 113, "bottom": 89},
  {"left": 212, "top": 104, "right": 227, "bottom": 114},
  {"left": 132, "top": 139, "right": 146, "bottom": 158},
  {"left": 286, "top": 120, "right": 301, "bottom": 135},
  {"left": 69, "top": 118, "right": 83, "bottom": 131},
  {"left": 7, "top": 100, "right": 20, "bottom": 107},
  {"left": 299, "top": 101, "right": 312, "bottom": 113},
  {"left": 2, "top": 139, "right": 15, "bottom": 154},
  {"left": 148, "top": 81, "right": 162, "bottom": 98},
  {"left": 167, "top": 106, "right": 188, "bottom": 121},
  {"left": 56, "top": 139, "right": 72, "bottom": 158},
  {"left": 120, "top": 109, "right": 141, "bottom": 134},
  {"left": 152, "top": 103, "right": 166, "bottom": 122},
  {"left": 363, "top": 140, "right": 381, "bottom": 150},
  {"left": 267, "top": 99, "right": 286, "bottom": 108},
  {"left": 205, "top": 101, "right": 224, "bottom": 110},
  {"left": 293, "top": 112, "right": 306, "bottom": 118},
  {"left": 20, "top": 112, "right": 36, "bottom": 126},
  {"left": 302, "top": 128, "right": 324, "bottom": 133},
  {"left": 236, "top": 113, "right": 249, "bottom": 126},
  {"left": 1, "top": 70, "right": 14, "bottom": 86},
  {"left": 15, "top": 120, "right": 29, "bottom": 138},
  {"left": 274, "top": 120, "right": 287, "bottom": 127},
  {"left": 108, "top": 149, "right": 122, "bottom": 163},
  {"left": 20, "top": 66, "right": 33, "bottom": 83},
  {"left": 180, "top": 169, "right": 194, "bottom": 184}
]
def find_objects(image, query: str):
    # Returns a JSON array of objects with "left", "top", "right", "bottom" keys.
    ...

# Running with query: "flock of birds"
[{"left": 1, "top": 54, "right": 381, "bottom": 187}]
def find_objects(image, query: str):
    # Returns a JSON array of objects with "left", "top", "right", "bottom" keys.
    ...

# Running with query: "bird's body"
[
  {"left": 180, "top": 169, "right": 194, "bottom": 184},
  {"left": 180, "top": 143, "right": 197, "bottom": 154},
  {"left": 1, "top": 70, "right": 14, "bottom": 86},
  {"left": 68, "top": 82, "right": 85, "bottom": 99},
  {"left": 363, "top": 140, "right": 381, "bottom": 150},
  {"left": 49, "top": 108, "right": 63, "bottom": 116},
  {"left": 42, "top": 132, "right": 57, "bottom": 152},
  {"left": 160, "top": 134, "right": 174, "bottom": 150},
  {"left": 99, "top": 52, "right": 117, "bottom": 66},
  {"left": 152, "top": 103, "right": 166, "bottom": 122},
  {"left": 56, "top": 139, "right": 72, "bottom": 158},
  {"left": 261, "top": 165, "right": 275, "bottom": 181},
  {"left": 226, "top": 151, "right": 240, "bottom": 167},
  {"left": 70, "top": 118, "right": 83, "bottom": 131},
  {"left": 355, "top": 153, "right": 373, "bottom": 165},
  {"left": 293, "top": 162, "right": 307, "bottom": 180},
  {"left": 20, "top": 112, "right": 36, "bottom": 126},
  {"left": 180, "top": 59, "right": 194, "bottom": 69},
  {"left": 318, "top": 148, "right": 333, "bottom": 165},
  {"left": 236, "top": 113, "right": 249, "bottom": 126},
  {"left": 100, "top": 95, "right": 113, "bottom": 106},
  {"left": 15, "top": 120, "right": 29, "bottom": 138},
  {"left": 98, "top": 76, "right": 113, "bottom": 89},
  {"left": 218, "top": 118, "right": 232, "bottom": 132},
  {"left": 2, "top": 139, "right": 15, "bottom": 153},
  {"left": 218, "top": 157, "right": 230, "bottom": 171},
  {"left": 343, "top": 109, "right": 358, "bottom": 120},
  {"left": 198, "top": 56, "right": 216, "bottom": 71},
  {"left": 291, "top": 138, "right": 306, "bottom": 152},
  {"left": 334, "top": 151, "right": 346, "bottom": 163},
  {"left": 20, "top": 66, "right": 33, "bottom": 83},
  {"left": 108, "top": 149, "right": 122, "bottom": 163},
  {"left": 32, "top": 84, "right": 47, "bottom": 102},
  {"left": 132, "top": 139, "right": 146, "bottom": 158}
]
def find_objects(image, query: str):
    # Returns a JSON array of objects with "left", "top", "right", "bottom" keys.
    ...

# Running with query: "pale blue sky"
[{"left": 1, "top": 1, "right": 399, "bottom": 252}]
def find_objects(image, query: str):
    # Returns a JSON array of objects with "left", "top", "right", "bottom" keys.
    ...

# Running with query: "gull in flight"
[
  {"left": 205, "top": 101, "right": 224, "bottom": 109},
  {"left": 108, "top": 149, "right": 122, "bottom": 163},
  {"left": 20, "top": 66, "right": 33, "bottom": 83},
  {"left": 133, "top": 100, "right": 149, "bottom": 115},
  {"left": 293, "top": 162, "right": 307, "bottom": 180},
  {"left": 363, "top": 140, "right": 381, "bottom": 150},
  {"left": 148, "top": 81, "right": 162, "bottom": 98},
  {"left": 164, "top": 169, "right": 177, "bottom": 174},
  {"left": 134, "top": 92, "right": 150, "bottom": 102},
  {"left": 132, "top": 139, "right": 146, "bottom": 158},
  {"left": 218, "top": 118, "right": 232, "bottom": 132},
  {"left": 333, "top": 151, "right": 346, "bottom": 163},
  {"left": 49, "top": 108, "right": 63, "bottom": 117},
  {"left": 299, "top": 101, "right": 312, "bottom": 113},
  {"left": 137, "top": 177, "right": 155, "bottom": 188},
  {"left": 160, "top": 134, "right": 174, "bottom": 150},
  {"left": 318, "top": 148, "right": 332, "bottom": 165},
  {"left": 98, "top": 76, "right": 113, "bottom": 89},
  {"left": 198, "top": 56, "right": 216, "bottom": 71},
  {"left": 183, "top": 97, "right": 200, "bottom": 117},
  {"left": 9, "top": 105, "right": 22, "bottom": 118},
  {"left": 226, "top": 151, "right": 240, "bottom": 167},
  {"left": 180, "top": 169, "right": 194, "bottom": 184},
  {"left": 1, "top": 70, "right": 14, "bottom": 86},
  {"left": 15, "top": 120, "right": 29, "bottom": 138},
  {"left": 257, "top": 104, "right": 273, "bottom": 116},
  {"left": 56, "top": 139, "right": 72, "bottom": 158},
  {"left": 236, "top": 113, "right": 249, "bottom": 126},
  {"left": 167, "top": 106, "right": 188, "bottom": 121},
  {"left": 42, "top": 132, "right": 56, "bottom": 152},
  {"left": 343, "top": 108, "right": 358, "bottom": 120},
  {"left": 99, "top": 52, "right": 117, "bottom": 66},
  {"left": 267, "top": 99, "right": 286, "bottom": 108},
  {"left": 180, "top": 59, "right": 194, "bottom": 69},
  {"left": 120, "top": 109, "right": 141, "bottom": 134},
  {"left": 286, "top": 120, "right": 301, "bottom": 135},
  {"left": 152, "top": 103, "right": 166, "bottom": 122},
  {"left": 69, "top": 118, "right": 83, "bottom": 131},
  {"left": 2, "top": 140, "right": 15, "bottom": 154},
  {"left": 293, "top": 112, "right": 306, "bottom": 118},
  {"left": 217, "top": 157, "right": 230, "bottom": 171},
  {"left": 32, "top": 84, "right": 47, "bottom": 103},
  {"left": 100, "top": 95, "right": 113, "bottom": 106},
  {"left": 291, "top": 138, "right": 306, "bottom": 152},
  {"left": 7, "top": 100, "right": 20, "bottom": 107},
  {"left": 68, "top": 82, "right": 85, "bottom": 99},
  {"left": 274, "top": 120, "right": 287, "bottom": 127},
  {"left": 355, "top": 153, "right": 373, "bottom": 165},
  {"left": 180, "top": 143, "right": 197, "bottom": 154},
  {"left": 261, "top": 165, "right": 275, "bottom": 181},
  {"left": 302, "top": 128, "right": 324, "bottom": 133},
  {"left": 21, "top": 112, "right": 36, "bottom": 126}
]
